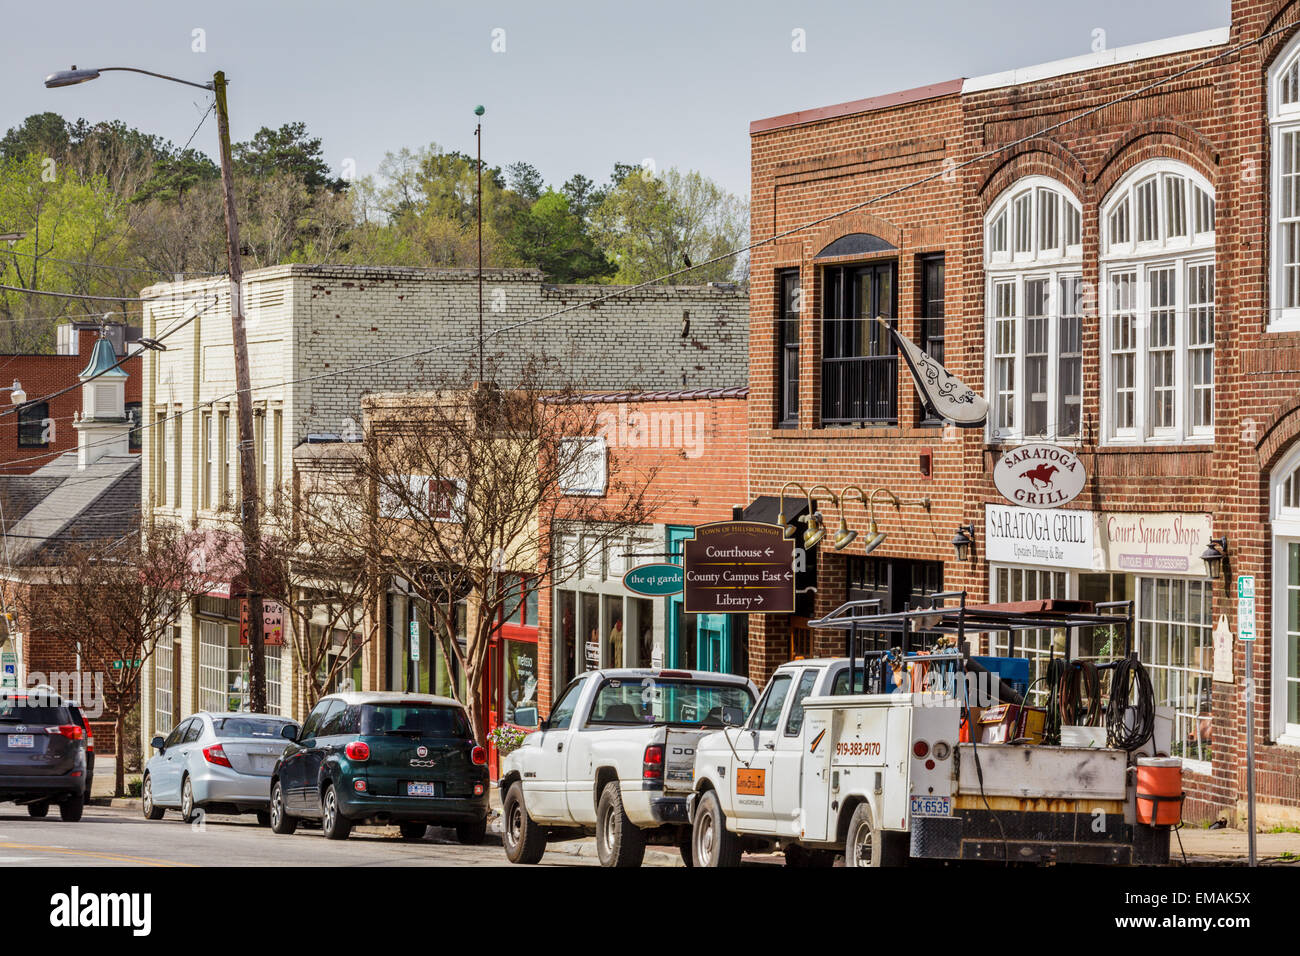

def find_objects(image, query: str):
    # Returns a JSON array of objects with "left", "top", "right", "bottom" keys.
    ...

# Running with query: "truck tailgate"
[
  {"left": 956, "top": 743, "right": 1127, "bottom": 800},
  {"left": 663, "top": 728, "right": 707, "bottom": 792}
]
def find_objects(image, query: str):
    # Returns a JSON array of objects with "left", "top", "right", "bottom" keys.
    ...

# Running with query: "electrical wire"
[
  {"left": 0, "top": 247, "right": 222, "bottom": 279},
  {"left": 1059, "top": 659, "right": 1102, "bottom": 727}
]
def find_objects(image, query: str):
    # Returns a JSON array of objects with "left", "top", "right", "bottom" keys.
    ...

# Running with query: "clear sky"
[{"left": 1, "top": 0, "right": 1229, "bottom": 199}]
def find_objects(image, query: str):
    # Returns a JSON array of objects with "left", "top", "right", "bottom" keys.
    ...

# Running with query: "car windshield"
[
  {"left": 361, "top": 704, "right": 470, "bottom": 738},
  {"left": 211, "top": 716, "right": 296, "bottom": 739},
  {"left": 587, "top": 678, "right": 753, "bottom": 727}
]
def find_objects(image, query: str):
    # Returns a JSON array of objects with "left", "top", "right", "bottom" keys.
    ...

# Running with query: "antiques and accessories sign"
[{"left": 1099, "top": 512, "right": 1212, "bottom": 573}]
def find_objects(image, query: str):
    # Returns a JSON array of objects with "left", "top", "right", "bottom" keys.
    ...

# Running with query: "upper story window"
[
  {"left": 1271, "top": 36, "right": 1300, "bottom": 331},
  {"left": 17, "top": 401, "right": 50, "bottom": 448},
  {"left": 777, "top": 270, "right": 800, "bottom": 427},
  {"left": 1100, "top": 160, "right": 1215, "bottom": 445},
  {"left": 984, "top": 177, "right": 1084, "bottom": 443},
  {"left": 986, "top": 177, "right": 1082, "bottom": 266},
  {"left": 918, "top": 255, "right": 945, "bottom": 425},
  {"left": 821, "top": 261, "right": 897, "bottom": 426}
]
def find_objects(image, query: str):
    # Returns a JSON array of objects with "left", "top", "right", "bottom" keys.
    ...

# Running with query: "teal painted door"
[{"left": 666, "top": 525, "right": 732, "bottom": 673}]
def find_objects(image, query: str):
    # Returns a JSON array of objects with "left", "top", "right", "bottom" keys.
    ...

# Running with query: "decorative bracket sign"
[
  {"left": 239, "top": 599, "right": 285, "bottom": 646},
  {"left": 682, "top": 521, "right": 795, "bottom": 614},
  {"left": 993, "top": 442, "right": 1087, "bottom": 509}
]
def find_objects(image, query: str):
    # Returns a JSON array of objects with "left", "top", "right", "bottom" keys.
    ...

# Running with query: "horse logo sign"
[{"left": 993, "top": 443, "right": 1087, "bottom": 509}]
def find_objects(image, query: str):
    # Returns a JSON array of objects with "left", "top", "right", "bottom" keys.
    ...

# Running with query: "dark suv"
[
  {"left": 268, "top": 692, "right": 489, "bottom": 843},
  {"left": 0, "top": 690, "right": 87, "bottom": 821}
]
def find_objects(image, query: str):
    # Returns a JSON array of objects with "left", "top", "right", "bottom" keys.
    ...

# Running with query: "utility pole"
[
  {"left": 212, "top": 70, "right": 267, "bottom": 713},
  {"left": 474, "top": 105, "right": 485, "bottom": 383}
]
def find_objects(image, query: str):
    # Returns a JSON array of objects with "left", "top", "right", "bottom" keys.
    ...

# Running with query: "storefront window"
[
  {"left": 556, "top": 589, "right": 577, "bottom": 689},
  {"left": 630, "top": 598, "right": 653, "bottom": 668},
  {"left": 604, "top": 594, "right": 624, "bottom": 668},
  {"left": 503, "top": 639, "right": 538, "bottom": 726},
  {"left": 992, "top": 566, "right": 1068, "bottom": 703},
  {"left": 580, "top": 592, "right": 600, "bottom": 670},
  {"left": 1138, "top": 576, "right": 1212, "bottom": 765}
]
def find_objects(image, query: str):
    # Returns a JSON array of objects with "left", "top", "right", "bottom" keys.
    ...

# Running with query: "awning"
[{"left": 740, "top": 494, "right": 811, "bottom": 528}]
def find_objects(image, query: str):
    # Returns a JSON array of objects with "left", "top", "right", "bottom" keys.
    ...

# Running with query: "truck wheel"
[
  {"left": 502, "top": 782, "right": 546, "bottom": 865},
  {"left": 845, "top": 803, "right": 884, "bottom": 867},
  {"left": 596, "top": 781, "right": 646, "bottom": 868},
  {"left": 692, "top": 789, "right": 742, "bottom": 867}
]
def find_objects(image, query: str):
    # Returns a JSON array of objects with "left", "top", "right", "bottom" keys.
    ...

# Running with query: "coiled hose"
[
  {"left": 1059, "top": 659, "right": 1102, "bottom": 726},
  {"left": 1107, "top": 655, "right": 1156, "bottom": 751}
]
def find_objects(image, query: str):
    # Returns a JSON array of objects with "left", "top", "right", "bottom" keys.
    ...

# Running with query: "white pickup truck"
[
  {"left": 498, "top": 667, "right": 756, "bottom": 867},
  {"left": 689, "top": 648, "right": 1173, "bottom": 867}
]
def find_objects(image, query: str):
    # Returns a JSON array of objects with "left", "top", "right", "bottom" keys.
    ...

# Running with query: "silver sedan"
[{"left": 143, "top": 712, "right": 298, "bottom": 824}]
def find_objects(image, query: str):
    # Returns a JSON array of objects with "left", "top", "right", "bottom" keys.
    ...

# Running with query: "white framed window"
[
  {"left": 1136, "top": 576, "right": 1213, "bottom": 771},
  {"left": 1270, "top": 446, "right": 1300, "bottom": 745},
  {"left": 984, "top": 177, "right": 1085, "bottom": 443},
  {"left": 559, "top": 436, "right": 608, "bottom": 496},
  {"left": 202, "top": 412, "right": 215, "bottom": 511},
  {"left": 1270, "top": 35, "right": 1300, "bottom": 330},
  {"left": 1100, "top": 160, "right": 1215, "bottom": 445}
]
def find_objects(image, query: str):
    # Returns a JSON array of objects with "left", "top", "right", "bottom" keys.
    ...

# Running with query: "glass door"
[{"left": 666, "top": 525, "right": 732, "bottom": 673}]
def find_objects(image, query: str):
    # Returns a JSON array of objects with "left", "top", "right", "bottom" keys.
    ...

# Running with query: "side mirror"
[
  {"left": 514, "top": 706, "right": 539, "bottom": 729},
  {"left": 280, "top": 724, "right": 298, "bottom": 742},
  {"left": 720, "top": 706, "right": 746, "bottom": 727},
  {"left": 151, "top": 735, "right": 165, "bottom": 752}
]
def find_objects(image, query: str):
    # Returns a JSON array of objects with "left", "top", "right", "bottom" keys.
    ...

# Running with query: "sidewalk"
[{"left": 1174, "top": 826, "right": 1300, "bottom": 866}]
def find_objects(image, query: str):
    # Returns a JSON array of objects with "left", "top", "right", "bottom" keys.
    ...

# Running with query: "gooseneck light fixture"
[
  {"left": 802, "top": 484, "right": 839, "bottom": 549},
  {"left": 776, "top": 481, "right": 809, "bottom": 540},
  {"left": 832, "top": 485, "right": 869, "bottom": 551}
]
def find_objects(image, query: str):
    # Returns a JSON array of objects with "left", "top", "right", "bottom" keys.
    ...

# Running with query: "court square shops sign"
[{"left": 683, "top": 521, "right": 795, "bottom": 614}]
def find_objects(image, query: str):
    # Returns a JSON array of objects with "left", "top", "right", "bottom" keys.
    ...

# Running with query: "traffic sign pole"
[{"left": 1238, "top": 574, "right": 1257, "bottom": 868}]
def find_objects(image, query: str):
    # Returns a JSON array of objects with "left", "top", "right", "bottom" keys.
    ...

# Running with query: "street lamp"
[
  {"left": 46, "top": 62, "right": 269, "bottom": 712},
  {"left": 1, "top": 381, "right": 27, "bottom": 405}
]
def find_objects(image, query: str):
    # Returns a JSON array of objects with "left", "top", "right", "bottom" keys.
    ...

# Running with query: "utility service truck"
[{"left": 687, "top": 596, "right": 1178, "bottom": 867}]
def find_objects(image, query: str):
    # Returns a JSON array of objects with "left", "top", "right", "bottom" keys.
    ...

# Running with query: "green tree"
[
  {"left": 234, "top": 122, "right": 345, "bottom": 192},
  {"left": 590, "top": 167, "right": 747, "bottom": 284},
  {"left": 506, "top": 189, "right": 612, "bottom": 283}
]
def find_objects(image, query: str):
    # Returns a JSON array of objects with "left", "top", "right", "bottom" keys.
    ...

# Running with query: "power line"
[{"left": 0, "top": 246, "right": 223, "bottom": 280}]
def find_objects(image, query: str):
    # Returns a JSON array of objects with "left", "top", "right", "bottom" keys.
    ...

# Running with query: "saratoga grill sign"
[{"left": 992, "top": 443, "right": 1087, "bottom": 508}]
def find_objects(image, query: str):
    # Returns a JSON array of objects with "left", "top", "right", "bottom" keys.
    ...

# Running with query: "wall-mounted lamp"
[
  {"left": 832, "top": 485, "right": 867, "bottom": 551},
  {"left": 803, "top": 484, "right": 838, "bottom": 549},
  {"left": 3, "top": 380, "right": 26, "bottom": 405},
  {"left": 776, "top": 481, "right": 808, "bottom": 540},
  {"left": 951, "top": 524, "right": 976, "bottom": 562},
  {"left": 1201, "top": 536, "right": 1228, "bottom": 580}
]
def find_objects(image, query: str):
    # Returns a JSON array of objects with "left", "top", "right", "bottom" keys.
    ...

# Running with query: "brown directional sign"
[{"left": 683, "top": 521, "right": 795, "bottom": 614}]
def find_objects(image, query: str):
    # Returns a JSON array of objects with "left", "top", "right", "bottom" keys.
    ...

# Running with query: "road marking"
[{"left": 0, "top": 842, "right": 195, "bottom": 867}]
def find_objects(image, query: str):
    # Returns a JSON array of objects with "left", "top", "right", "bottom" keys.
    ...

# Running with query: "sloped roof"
[{"left": 0, "top": 452, "right": 140, "bottom": 566}]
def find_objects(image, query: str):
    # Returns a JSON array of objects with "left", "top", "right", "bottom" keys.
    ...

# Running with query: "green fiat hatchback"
[{"left": 268, "top": 691, "right": 489, "bottom": 843}]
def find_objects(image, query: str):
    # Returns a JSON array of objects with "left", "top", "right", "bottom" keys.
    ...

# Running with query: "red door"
[{"left": 487, "top": 575, "right": 539, "bottom": 779}]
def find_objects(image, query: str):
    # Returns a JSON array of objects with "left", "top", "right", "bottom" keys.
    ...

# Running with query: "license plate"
[
  {"left": 8, "top": 734, "right": 33, "bottom": 749},
  {"left": 910, "top": 794, "right": 951, "bottom": 818},
  {"left": 406, "top": 781, "right": 438, "bottom": 797}
]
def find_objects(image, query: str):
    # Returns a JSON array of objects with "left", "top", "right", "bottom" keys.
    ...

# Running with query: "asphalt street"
[{"left": 0, "top": 805, "right": 628, "bottom": 867}]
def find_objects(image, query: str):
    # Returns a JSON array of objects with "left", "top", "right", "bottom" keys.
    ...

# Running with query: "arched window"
[
  {"left": 983, "top": 177, "right": 1084, "bottom": 441},
  {"left": 1271, "top": 33, "right": 1300, "bottom": 330},
  {"left": 1270, "top": 444, "right": 1300, "bottom": 743},
  {"left": 1099, "top": 160, "right": 1215, "bottom": 445}
]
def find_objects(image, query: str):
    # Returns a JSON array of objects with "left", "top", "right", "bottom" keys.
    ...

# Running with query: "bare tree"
[
  {"left": 14, "top": 521, "right": 214, "bottom": 796},
  {"left": 335, "top": 371, "right": 659, "bottom": 743}
]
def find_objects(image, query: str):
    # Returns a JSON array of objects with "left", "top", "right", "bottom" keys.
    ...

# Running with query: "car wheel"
[
  {"left": 502, "top": 782, "right": 546, "bottom": 865},
  {"left": 269, "top": 780, "right": 297, "bottom": 835},
  {"left": 59, "top": 791, "right": 84, "bottom": 823},
  {"left": 179, "top": 776, "right": 198, "bottom": 824},
  {"left": 596, "top": 781, "right": 646, "bottom": 868},
  {"left": 692, "top": 789, "right": 741, "bottom": 867},
  {"left": 398, "top": 822, "right": 426, "bottom": 841},
  {"left": 142, "top": 774, "right": 165, "bottom": 821},
  {"left": 455, "top": 817, "right": 487, "bottom": 845},
  {"left": 255, "top": 811, "right": 271, "bottom": 827},
  {"left": 320, "top": 784, "right": 351, "bottom": 840},
  {"left": 845, "top": 802, "right": 882, "bottom": 867},
  {"left": 27, "top": 801, "right": 49, "bottom": 818}
]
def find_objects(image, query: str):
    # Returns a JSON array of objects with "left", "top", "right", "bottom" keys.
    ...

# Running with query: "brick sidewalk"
[{"left": 1174, "top": 826, "right": 1300, "bottom": 866}]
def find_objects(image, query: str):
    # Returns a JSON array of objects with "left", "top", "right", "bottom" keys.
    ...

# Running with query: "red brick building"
[
  {"left": 0, "top": 323, "right": 142, "bottom": 475},
  {"left": 533, "top": 388, "right": 750, "bottom": 717},
  {"left": 742, "top": 1, "right": 1300, "bottom": 826}
]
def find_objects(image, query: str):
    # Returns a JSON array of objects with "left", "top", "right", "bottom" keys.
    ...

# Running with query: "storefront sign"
[
  {"left": 993, "top": 443, "right": 1087, "bottom": 509},
  {"left": 1100, "top": 512, "right": 1212, "bottom": 574},
  {"left": 623, "top": 563, "right": 684, "bottom": 596},
  {"left": 1238, "top": 575, "right": 1256, "bottom": 642},
  {"left": 585, "top": 641, "right": 600, "bottom": 665},
  {"left": 985, "top": 504, "right": 1095, "bottom": 570},
  {"left": 683, "top": 521, "right": 794, "bottom": 614},
  {"left": 239, "top": 599, "right": 285, "bottom": 647},
  {"left": 1, "top": 649, "right": 17, "bottom": 690}
]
